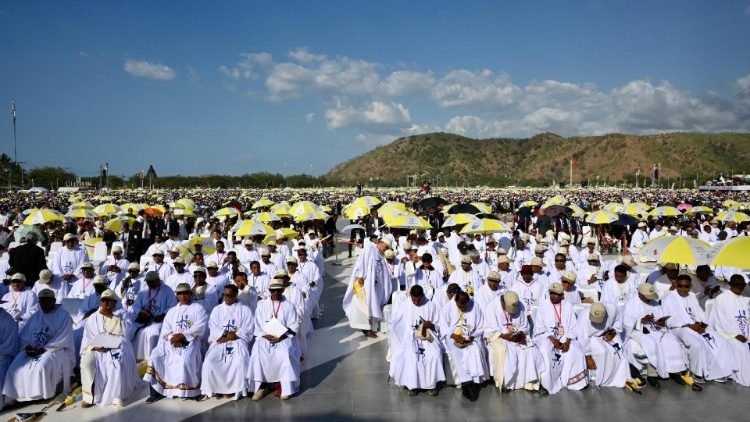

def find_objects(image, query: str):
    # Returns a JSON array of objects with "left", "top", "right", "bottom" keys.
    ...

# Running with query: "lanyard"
[
  {"left": 272, "top": 300, "right": 282, "bottom": 318},
  {"left": 553, "top": 302, "right": 563, "bottom": 325},
  {"left": 147, "top": 286, "right": 160, "bottom": 311}
]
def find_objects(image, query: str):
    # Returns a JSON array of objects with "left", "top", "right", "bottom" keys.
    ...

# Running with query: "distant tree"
[
  {"left": 27, "top": 166, "right": 76, "bottom": 190},
  {"left": 0, "top": 153, "right": 24, "bottom": 188}
]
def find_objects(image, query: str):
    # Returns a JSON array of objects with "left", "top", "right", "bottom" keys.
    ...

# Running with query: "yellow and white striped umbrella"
[
  {"left": 709, "top": 236, "right": 750, "bottom": 269},
  {"left": 350, "top": 196, "right": 382, "bottom": 208},
  {"left": 716, "top": 210, "right": 750, "bottom": 223},
  {"left": 637, "top": 236, "right": 711, "bottom": 266},
  {"left": 687, "top": 206, "right": 713, "bottom": 215},
  {"left": 343, "top": 204, "right": 371, "bottom": 219},
  {"left": 381, "top": 201, "right": 407, "bottom": 211},
  {"left": 66, "top": 209, "right": 99, "bottom": 220},
  {"left": 603, "top": 202, "right": 625, "bottom": 213},
  {"left": 568, "top": 204, "right": 586, "bottom": 218},
  {"left": 585, "top": 210, "right": 618, "bottom": 225},
  {"left": 70, "top": 201, "right": 94, "bottom": 210},
  {"left": 289, "top": 201, "right": 320, "bottom": 217},
  {"left": 105, "top": 216, "right": 136, "bottom": 232},
  {"left": 276, "top": 227, "right": 299, "bottom": 239},
  {"left": 387, "top": 214, "right": 432, "bottom": 230},
  {"left": 294, "top": 209, "right": 328, "bottom": 222},
  {"left": 723, "top": 199, "right": 741, "bottom": 210},
  {"left": 251, "top": 198, "right": 275, "bottom": 209},
  {"left": 443, "top": 213, "right": 479, "bottom": 227},
  {"left": 23, "top": 208, "right": 64, "bottom": 225},
  {"left": 213, "top": 207, "right": 242, "bottom": 218},
  {"left": 252, "top": 212, "right": 281, "bottom": 223},
  {"left": 233, "top": 220, "right": 275, "bottom": 237},
  {"left": 518, "top": 200, "right": 538, "bottom": 209},
  {"left": 93, "top": 203, "right": 122, "bottom": 216},
  {"left": 270, "top": 203, "right": 292, "bottom": 217},
  {"left": 649, "top": 206, "right": 681, "bottom": 217},
  {"left": 380, "top": 208, "right": 409, "bottom": 226},
  {"left": 622, "top": 203, "right": 650, "bottom": 216},
  {"left": 542, "top": 195, "right": 568, "bottom": 208},
  {"left": 119, "top": 203, "right": 147, "bottom": 214},
  {"left": 173, "top": 207, "right": 196, "bottom": 217},
  {"left": 470, "top": 202, "right": 493, "bottom": 214},
  {"left": 177, "top": 198, "right": 196, "bottom": 210},
  {"left": 459, "top": 218, "right": 511, "bottom": 235}
]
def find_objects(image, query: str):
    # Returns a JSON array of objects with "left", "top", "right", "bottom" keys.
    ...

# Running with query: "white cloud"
[
  {"left": 445, "top": 115, "right": 513, "bottom": 138},
  {"left": 219, "top": 52, "right": 272, "bottom": 80},
  {"left": 289, "top": 48, "right": 327, "bottom": 64},
  {"left": 124, "top": 59, "right": 175, "bottom": 80},
  {"left": 433, "top": 69, "right": 519, "bottom": 108},
  {"left": 305, "top": 112, "right": 315, "bottom": 123},
  {"left": 380, "top": 70, "right": 435, "bottom": 97},
  {"left": 186, "top": 67, "right": 200, "bottom": 83},
  {"left": 325, "top": 101, "right": 411, "bottom": 131}
]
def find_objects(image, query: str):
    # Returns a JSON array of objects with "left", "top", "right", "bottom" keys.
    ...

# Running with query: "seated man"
[
  {"left": 707, "top": 274, "right": 750, "bottom": 386},
  {"left": 534, "top": 282, "right": 588, "bottom": 394},
  {"left": 577, "top": 302, "right": 640, "bottom": 391},
  {"left": 80, "top": 289, "right": 138, "bottom": 407},
  {"left": 127, "top": 271, "right": 177, "bottom": 361},
  {"left": 623, "top": 283, "right": 690, "bottom": 388},
  {"left": 144, "top": 283, "right": 208, "bottom": 402},
  {"left": 1, "top": 273, "right": 38, "bottom": 330},
  {"left": 662, "top": 275, "right": 733, "bottom": 383},
  {"left": 388, "top": 285, "right": 444, "bottom": 396},
  {"left": 248, "top": 276, "right": 301, "bottom": 401},
  {"left": 442, "top": 291, "right": 489, "bottom": 401},
  {"left": 31, "top": 269, "right": 69, "bottom": 304},
  {"left": 200, "top": 284, "right": 254, "bottom": 400},
  {"left": 483, "top": 291, "right": 545, "bottom": 393},
  {"left": 0, "top": 306, "right": 19, "bottom": 409},
  {"left": 2, "top": 289, "right": 74, "bottom": 404}
]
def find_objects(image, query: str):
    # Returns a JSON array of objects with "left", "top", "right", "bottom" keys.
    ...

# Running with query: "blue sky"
[{"left": 1, "top": 0, "right": 749, "bottom": 177}]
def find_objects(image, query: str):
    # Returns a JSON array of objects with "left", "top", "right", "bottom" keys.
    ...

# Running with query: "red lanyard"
[
  {"left": 272, "top": 300, "right": 282, "bottom": 318},
  {"left": 553, "top": 302, "right": 563, "bottom": 325}
]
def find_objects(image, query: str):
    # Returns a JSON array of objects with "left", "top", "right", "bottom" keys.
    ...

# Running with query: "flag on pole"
[{"left": 571, "top": 159, "right": 578, "bottom": 168}]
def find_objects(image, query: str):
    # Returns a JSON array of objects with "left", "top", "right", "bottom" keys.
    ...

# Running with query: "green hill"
[{"left": 323, "top": 132, "right": 750, "bottom": 186}]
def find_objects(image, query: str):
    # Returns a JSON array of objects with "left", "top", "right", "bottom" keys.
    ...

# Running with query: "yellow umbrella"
[
  {"left": 637, "top": 236, "right": 711, "bottom": 266},
  {"left": 541, "top": 195, "right": 567, "bottom": 208},
  {"left": 82, "top": 237, "right": 104, "bottom": 259},
  {"left": 723, "top": 199, "right": 741, "bottom": 210},
  {"left": 294, "top": 209, "right": 328, "bottom": 222},
  {"left": 70, "top": 201, "right": 94, "bottom": 210},
  {"left": 585, "top": 210, "right": 618, "bottom": 225},
  {"left": 459, "top": 218, "right": 511, "bottom": 235},
  {"left": 187, "top": 236, "right": 216, "bottom": 255},
  {"left": 687, "top": 206, "right": 713, "bottom": 215},
  {"left": 23, "top": 208, "right": 64, "bottom": 225},
  {"left": 177, "top": 198, "right": 196, "bottom": 210},
  {"left": 381, "top": 201, "right": 407, "bottom": 211},
  {"left": 276, "top": 227, "right": 299, "bottom": 239},
  {"left": 709, "top": 236, "right": 750, "bottom": 269},
  {"left": 380, "top": 208, "right": 409, "bottom": 226},
  {"left": 234, "top": 220, "right": 275, "bottom": 237},
  {"left": 470, "top": 202, "right": 493, "bottom": 214},
  {"left": 270, "top": 203, "right": 291, "bottom": 217},
  {"left": 387, "top": 214, "right": 432, "bottom": 230},
  {"left": 622, "top": 203, "right": 650, "bottom": 216},
  {"left": 93, "top": 203, "right": 122, "bottom": 216},
  {"left": 351, "top": 196, "right": 382, "bottom": 208},
  {"left": 649, "top": 206, "right": 681, "bottom": 217},
  {"left": 252, "top": 212, "right": 281, "bottom": 223},
  {"left": 213, "top": 207, "right": 242, "bottom": 218},
  {"left": 568, "top": 204, "right": 586, "bottom": 218},
  {"left": 173, "top": 207, "right": 196, "bottom": 217},
  {"left": 443, "top": 213, "right": 479, "bottom": 227},
  {"left": 289, "top": 201, "right": 319, "bottom": 217},
  {"left": 251, "top": 198, "right": 275, "bottom": 209},
  {"left": 66, "top": 209, "right": 99, "bottom": 220},
  {"left": 119, "top": 203, "right": 147, "bottom": 214},
  {"left": 603, "top": 202, "right": 625, "bottom": 213},
  {"left": 343, "top": 204, "right": 371, "bottom": 219},
  {"left": 319, "top": 205, "right": 333, "bottom": 213},
  {"left": 518, "top": 200, "right": 538, "bottom": 209},
  {"left": 105, "top": 216, "right": 136, "bottom": 232},
  {"left": 716, "top": 210, "right": 750, "bottom": 223}
]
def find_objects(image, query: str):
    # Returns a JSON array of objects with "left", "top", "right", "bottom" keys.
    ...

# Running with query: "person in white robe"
[
  {"left": 246, "top": 261, "right": 271, "bottom": 300},
  {"left": 414, "top": 253, "right": 445, "bottom": 303},
  {"left": 388, "top": 285, "right": 445, "bottom": 396},
  {"left": 0, "top": 307, "right": 19, "bottom": 409},
  {"left": 2, "top": 289, "right": 74, "bottom": 403},
  {"left": 127, "top": 271, "right": 177, "bottom": 361},
  {"left": 494, "top": 255, "right": 516, "bottom": 291},
  {"left": 342, "top": 239, "right": 392, "bottom": 337},
  {"left": 483, "top": 291, "right": 545, "bottom": 392},
  {"left": 447, "top": 255, "right": 482, "bottom": 297},
  {"left": 200, "top": 284, "right": 254, "bottom": 400},
  {"left": 144, "top": 283, "right": 209, "bottom": 402},
  {"left": 206, "top": 261, "right": 230, "bottom": 294},
  {"left": 51, "top": 233, "right": 88, "bottom": 283},
  {"left": 79, "top": 289, "right": 138, "bottom": 408},
  {"left": 442, "top": 291, "right": 489, "bottom": 401},
  {"left": 249, "top": 278, "right": 301, "bottom": 400},
  {"left": 577, "top": 302, "right": 639, "bottom": 391},
  {"left": 511, "top": 265, "right": 544, "bottom": 310},
  {"left": 629, "top": 223, "right": 650, "bottom": 254},
  {"left": 662, "top": 275, "right": 733, "bottom": 382},
  {"left": 707, "top": 275, "right": 750, "bottom": 386},
  {"left": 99, "top": 245, "right": 129, "bottom": 286},
  {"left": 296, "top": 246, "right": 323, "bottom": 316},
  {"left": 1, "top": 274, "right": 38, "bottom": 329},
  {"left": 236, "top": 239, "right": 261, "bottom": 269},
  {"left": 623, "top": 283, "right": 689, "bottom": 388},
  {"left": 143, "top": 250, "right": 175, "bottom": 283},
  {"left": 234, "top": 272, "right": 258, "bottom": 313},
  {"left": 110, "top": 262, "right": 143, "bottom": 317},
  {"left": 165, "top": 257, "right": 194, "bottom": 291},
  {"left": 32, "top": 269, "right": 69, "bottom": 304},
  {"left": 600, "top": 264, "right": 639, "bottom": 304},
  {"left": 474, "top": 270, "right": 505, "bottom": 312},
  {"left": 534, "top": 282, "right": 588, "bottom": 394},
  {"left": 190, "top": 266, "right": 219, "bottom": 316},
  {"left": 67, "top": 261, "right": 98, "bottom": 299},
  {"left": 259, "top": 249, "right": 278, "bottom": 280}
]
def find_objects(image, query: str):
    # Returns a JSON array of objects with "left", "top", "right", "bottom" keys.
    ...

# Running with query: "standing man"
[
  {"left": 7, "top": 232, "right": 46, "bottom": 287},
  {"left": 342, "top": 238, "right": 392, "bottom": 338}
]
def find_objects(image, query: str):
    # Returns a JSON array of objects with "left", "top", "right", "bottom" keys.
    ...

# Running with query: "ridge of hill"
[{"left": 324, "top": 132, "right": 750, "bottom": 186}]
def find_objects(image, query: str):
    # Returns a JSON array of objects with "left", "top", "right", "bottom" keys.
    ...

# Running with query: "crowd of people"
[{"left": 0, "top": 185, "right": 747, "bottom": 410}]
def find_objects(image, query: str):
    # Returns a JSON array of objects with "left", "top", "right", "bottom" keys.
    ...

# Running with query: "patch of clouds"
[
  {"left": 305, "top": 112, "right": 315, "bottom": 123},
  {"left": 325, "top": 100, "right": 411, "bottom": 132},
  {"left": 124, "top": 59, "right": 175, "bottom": 81}
]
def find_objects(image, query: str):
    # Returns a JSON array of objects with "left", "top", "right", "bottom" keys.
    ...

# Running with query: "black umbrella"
[
  {"left": 612, "top": 213, "right": 638, "bottom": 226},
  {"left": 543, "top": 205, "right": 568, "bottom": 217},
  {"left": 476, "top": 213, "right": 500, "bottom": 220},
  {"left": 447, "top": 203, "right": 482, "bottom": 214},
  {"left": 418, "top": 196, "right": 449, "bottom": 210}
]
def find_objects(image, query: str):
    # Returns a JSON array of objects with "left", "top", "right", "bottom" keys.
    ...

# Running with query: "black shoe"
[
  {"left": 647, "top": 377, "right": 661, "bottom": 389},
  {"left": 469, "top": 383, "right": 480, "bottom": 402},
  {"left": 538, "top": 386, "right": 549, "bottom": 396},
  {"left": 427, "top": 389, "right": 439, "bottom": 397},
  {"left": 146, "top": 393, "right": 163, "bottom": 404},
  {"left": 670, "top": 373, "right": 686, "bottom": 385},
  {"left": 501, "top": 387, "right": 511, "bottom": 393},
  {"left": 461, "top": 383, "right": 472, "bottom": 399},
  {"left": 407, "top": 389, "right": 418, "bottom": 396}
]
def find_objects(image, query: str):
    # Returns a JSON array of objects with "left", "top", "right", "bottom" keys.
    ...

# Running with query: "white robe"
[
  {"left": 144, "top": 302, "right": 208, "bottom": 398},
  {"left": 0, "top": 309, "right": 19, "bottom": 408},
  {"left": 247, "top": 298, "right": 301, "bottom": 397},
  {"left": 534, "top": 299, "right": 587, "bottom": 393},
  {"left": 201, "top": 302, "right": 254, "bottom": 398},
  {"left": 447, "top": 268, "right": 483, "bottom": 296},
  {"left": 127, "top": 284, "right": 177, "bottom": 360},
  {"left": 343, "top": 241, "right": 392, "bottom": 329},
  {"left": 576, "top": 302, "right": 630, "bottom": 388},
  {"left": 67, "top": 277, "right": 97, "bottom": 300},
  {"left": 247, "top": 273, "right": 271, "bottom": 300},
  {"left": 662, "top": 292, "right": 734, "bottom": 380},
  {"left": 623, "top": 296, "right": 687, "bottom": 378},
  {"left": 511, "top": 278, "right": 544, "bottom": 309},
  {"left": 80, "top": 311, "right": 138, "bottom": 406},
  {"left": 483, "top": 298, "right": 544, "bottom": 389},
  {"left": 52, "top": 247, "right": 88, "bottom": 280},
  {"left": 707, "top": 290, "right": 750, "bottom": 386},
  {"left": 31, "top": 277, "right": 70, "bottom": 304},
  {"left": 165, "top": 271, "right": 195, "bottom": 291},
  {"left": 1, "top": 289, "right": 38, "bottom": 329},
  {"left": 414, "top": 267, "right": 445, "bottom": 302},
  {"left": 474, "top": 285, "right": 504, "bottom": 314},
  {"left": 2, "top": 305, "right": 74, "bottom": 402},
  {"left": 442, "top": 301, "right": 489, "bottom": 384},
  {"left": 388, "top": 300, "right": 445, "bottom": 390}
]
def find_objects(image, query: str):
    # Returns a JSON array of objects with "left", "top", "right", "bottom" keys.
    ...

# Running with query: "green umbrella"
[{"left": 14, "top": 224, "right": 45, "bottom": 242}]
